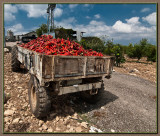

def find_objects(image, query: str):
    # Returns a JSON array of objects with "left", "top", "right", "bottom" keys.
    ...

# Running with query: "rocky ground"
[
  {"left": 114, "top": 57, "right": 156, "bottom": 83},
  {"left": 3, "top": 44, "right": 157, "bottom": 133},
  {"left": 4, "top": 52, "right": 92, "bottom": 133}
]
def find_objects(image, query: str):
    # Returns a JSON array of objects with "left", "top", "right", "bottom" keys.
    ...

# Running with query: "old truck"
[{"left": 11, "top": 44, "right": 114, "bottom": 118}]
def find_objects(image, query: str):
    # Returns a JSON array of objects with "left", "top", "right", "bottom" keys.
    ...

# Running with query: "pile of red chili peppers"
[{"left": 19, "top": 35, "right": 103, "bottom": 56}]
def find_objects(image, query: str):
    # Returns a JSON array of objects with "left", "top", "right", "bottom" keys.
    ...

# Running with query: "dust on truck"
[{"left": 11, "top": 43, "right": 114, "bottom": 118}]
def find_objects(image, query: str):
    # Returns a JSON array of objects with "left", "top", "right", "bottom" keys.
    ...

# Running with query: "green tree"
[
  {"left": 127, "top": 43, "right": 135, "bottom": 58},
  {"left": 121, "top": 45, "right": 128, "bottom": 54},
  {"left": 112, "top": 44, "right": 125, "bottom": 67},
  {"left": 134, "top": 44, "right": 143, "bottom": 61},
  {"left": 145, "top": 44, "right": 156, "bottom": 62},
  {"left": 36, "top": 24, "right": 48, "bottom": 37},
  {"left": 139, "top": 38, "right": 148, "bottom": 56},
  {"left": 54, "top": 27, "right": 74, "bottom": 40},
  {"left": 104, "top": 40, "right": 114, "bottom": 55},
  {"left": 36, "top": 24, "right": 54, "bottom": 37},
  {"left": 80, "top": 37, "right": 105, "bottom": 52}
]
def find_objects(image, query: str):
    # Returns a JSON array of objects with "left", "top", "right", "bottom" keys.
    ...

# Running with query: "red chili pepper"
[{"left": 18, "top": 35, "right": 103, "bottom": 57}]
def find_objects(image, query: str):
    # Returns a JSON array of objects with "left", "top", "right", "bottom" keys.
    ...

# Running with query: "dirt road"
[
  {"left": 4, "top": 50, "right": 157, "bottom": 133},
  {"left": 81, "top": 72, "right": 157, "bottom": 133}
]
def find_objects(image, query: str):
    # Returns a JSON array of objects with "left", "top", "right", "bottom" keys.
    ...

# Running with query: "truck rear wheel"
[
  {"left": 11, "top": 45, "right": 21, "bottom": 72},
  {"left": 80, "top": 82, "right": 104, "bottom": 104},
  {"left": 28, "top": 75, "right": 51, "bottom": 118}
]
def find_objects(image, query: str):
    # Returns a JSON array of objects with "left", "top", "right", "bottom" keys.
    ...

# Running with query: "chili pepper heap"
[{"left": 19, "top": 35, "right": 103, "bottom": 56}]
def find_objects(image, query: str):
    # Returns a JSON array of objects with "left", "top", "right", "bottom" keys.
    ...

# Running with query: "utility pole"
[{"left": 47, "top": 4, "right": 56, "bottom": 35}]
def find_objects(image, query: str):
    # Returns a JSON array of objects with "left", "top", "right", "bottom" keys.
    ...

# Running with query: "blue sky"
[{"left": 4, "top": 3, "right": 156, "bottom": 45}]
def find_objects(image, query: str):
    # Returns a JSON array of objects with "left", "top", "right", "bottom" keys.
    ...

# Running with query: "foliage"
[
  {"left": 126, "top": 38, "right": 156, "bottom": 62},
  {"left": 80, "top": 37, "right": 105, "bottom": 53},
  {"left": 54, "top": 27, "right": 74, "bottom": 40},
  {"left": 103, "top": 40, "right": 125, "bottom": 67},
  {"left": 121, "top": 45, "right": 128, "bottom": 54},
  {"left": 36, "top": 25, "right": 156, "bottom": 62},
  {"left": 145, "top": 44, "right": 156, "bottom": 62},
  {"left": 80, "top": 37, "right": 126, "bottom": 66},
  {"left": 126, "top": 43, "right": 135, "bottom": 58},
  {"left": 134, "top": 44, "right": 143, "bottom": 60},
  {"left": 112, "top": 44, "right": 125, "bottom": 66},
  {"left": 103, "top": 40, "right": 114, "bottom": 56},
  {"left": 36, "top": 24, "right": 55, "bottom": 37},
  {"left": 139, "top": 38, "right": 149, "bottom": 57},
  {"left": 36, "top": 24, "right": 48, "bottom": 37}
]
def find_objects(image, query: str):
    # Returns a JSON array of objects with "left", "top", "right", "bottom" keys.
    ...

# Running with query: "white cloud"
[
  {"left": 76, "top": 17, "right": 155, "bottom": 43},
  {"left": 94, "top": 14, "right": 100, "bottom": 19},
  {"left": 69, "top": 4, "right": 78, "bottom": 9},
  {"left": 142, "top": 12, "right": 156, "bottom": 25},
  {"left": 17, "top": 4, "right": 63, "bottom": 18},
  {"left": 55, "top": 17, "right": 77, "bottom": 29},
  {"left": 4, "top": 4, "right": 18, "bottom": 21},
  {"left": 113, "top": 20, "right": 132, "bottom": 33},
  {"left": 63, "top": 17, "right": 76, "bottom": 24},
  {"left": 54, "top": 8, "right": 63, "bottom": 17},
  {"left": 89, "top": 20, "right": 105, "bottom": 26},
  {"left": 112, "top": 16, "right": 155, "bottom": 37},
  {"left": 17, "top": 4, "right": 47, "bottom": 18},
  {"left": 6, "top": 23, "right": 27, "bottom": 35},
  {"left": 6, "top": 23, "right": 38, "bottom": 35},
  {"left": 125, "top": 17, "right": 140, "bottom": 25},
  {"left": 55, "top": 15, "right": 156, "bottom": 43},
  {"left": 141, "top": 8, "right": 151, "bottom": 13}
]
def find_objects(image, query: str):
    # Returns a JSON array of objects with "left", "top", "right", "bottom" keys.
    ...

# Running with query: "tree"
[
  {"left": 112, "top": 44, "right": 125, "bottom": 67},
  {"left": 80, "top": 37, "right": 105, "bottom": 52},
  {"left": 127, "top": 43, "right": 135, "bottom": 58},
  {"left": 103, "top": 40, "right": 125, "bottom": 67},
  {"left": 36, "top": 24, "right": 48, "bottom": 37},
  {"left": 139, "top": 38, "right": 148, "bottom": 47},
  {"left": 104, "top": 40, "right": 114, "bottom": 55},
  {"left": 134, "top": 44, "right": 143, "bottom": 61},
  {"left": 127, "top": 39, "right": 156, "bottom": 62},
  {"left": 36, "top": 24, "right": 54, "bottom": 37},
  {"left": 139, "top": 38, "right": 148, "bottom": 56},
  {"left": 145, "top": 44, "right": 156, "bottom": 62},
  {"left": 54, "top": 27, "right": 74, "bottom": 40}
]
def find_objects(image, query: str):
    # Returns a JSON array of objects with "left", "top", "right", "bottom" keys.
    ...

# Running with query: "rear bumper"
[{"left": 58, "top": 82, "right": 102, "bottom": 95}]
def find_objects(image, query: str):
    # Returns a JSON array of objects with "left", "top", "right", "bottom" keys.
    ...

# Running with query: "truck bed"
[{"left": 17, "top": 45, "right": 114, "bottom": 85}]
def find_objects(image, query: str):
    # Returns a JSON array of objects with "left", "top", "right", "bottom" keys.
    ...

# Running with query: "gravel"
[
  {"left": 4, "top": 47, "right": 157, "bottom": 133},
  {"left": 4, "top": 52, "right": 89, "bottom": 133},
  {"left": 84, "top": 72, "right": 157, "bottom": 133}
]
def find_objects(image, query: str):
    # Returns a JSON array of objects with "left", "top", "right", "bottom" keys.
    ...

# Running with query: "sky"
[{"left": 4, "top": 3, "right": 157, "bottom": 45}]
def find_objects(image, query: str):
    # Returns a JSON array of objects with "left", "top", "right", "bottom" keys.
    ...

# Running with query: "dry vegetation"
[{"left": 114, "top": 56, "right": 156, "bottom": 83}]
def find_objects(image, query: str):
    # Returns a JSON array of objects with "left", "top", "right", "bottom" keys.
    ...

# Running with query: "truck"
[{"left": 11, "top": 41, "right": 114, "bottom": 118}]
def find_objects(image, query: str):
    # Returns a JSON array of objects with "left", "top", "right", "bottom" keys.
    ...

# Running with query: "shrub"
[{"left": 145, "top": 45, "right": 156, "bottom": 62}]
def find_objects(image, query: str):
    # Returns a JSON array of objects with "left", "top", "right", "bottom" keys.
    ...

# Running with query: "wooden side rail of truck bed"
[{"left": 17, "top": 45, "right": 114, "bottom": 86}]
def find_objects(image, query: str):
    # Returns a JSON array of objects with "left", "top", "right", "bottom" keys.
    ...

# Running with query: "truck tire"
[
  {"left": 80, "top": 82, "right": 104, "bottom": 104},
  {"left": 28, "top": 75, "right": 51, "bottom": 118},
  {"left": 11, "top": 45, "right": 21, "bottom": 72}
]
